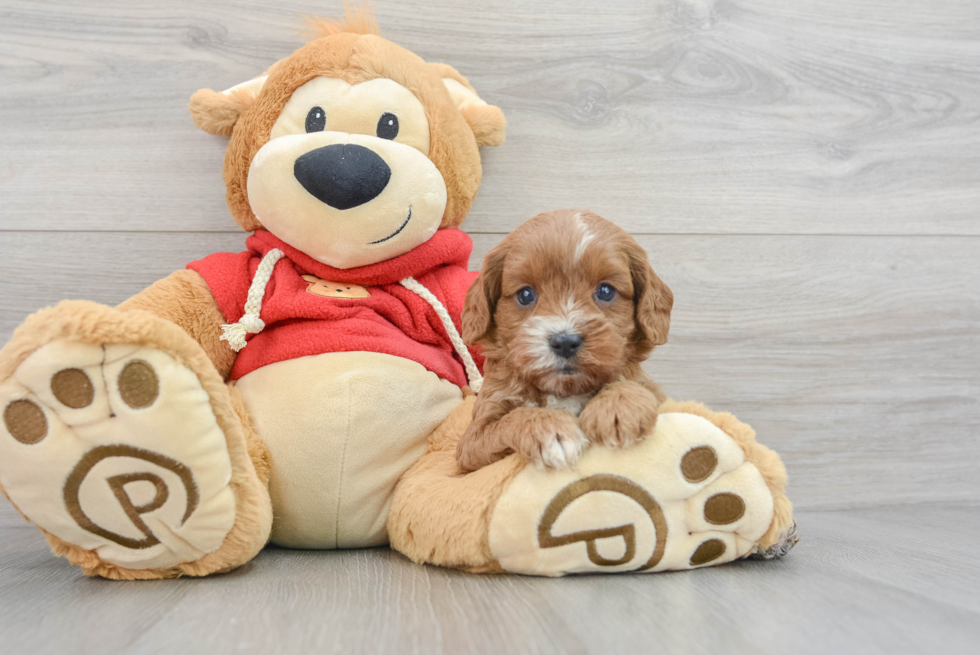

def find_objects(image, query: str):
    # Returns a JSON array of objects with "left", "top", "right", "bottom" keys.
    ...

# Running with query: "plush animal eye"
[
  {"left": 305, "top": 106, "right": 326, "bottom": 133},
  {"left": 377, "top": 112, "right": 399, "bottom": 139},
  {"left": 516, "top": 286, "right": 537, "bottom": 307},
  {"left": 595, "top": 283, "right": 616, "bottom": 302}
]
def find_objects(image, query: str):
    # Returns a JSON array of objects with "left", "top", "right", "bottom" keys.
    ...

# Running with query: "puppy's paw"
[
  {"left": 580, "top": 381, "right": 660, "bottom": 449},
  {"left": 514, "top": 409, "right": 588, "bottom": 470},
  {"left": 538, "top": 430, "right": 587, "bottom": 470}
]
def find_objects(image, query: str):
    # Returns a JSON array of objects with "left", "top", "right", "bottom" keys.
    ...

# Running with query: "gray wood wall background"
[{"left": 1, "top": 0, "right": 977, "bottom": 527}]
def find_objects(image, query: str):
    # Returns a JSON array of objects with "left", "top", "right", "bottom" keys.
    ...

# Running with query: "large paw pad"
[
  {"left": 488, "top": 412, "right": 775, "bottom": 575},
  {"left": 0, "top": 341, "right": 235, "bottom": 570}
]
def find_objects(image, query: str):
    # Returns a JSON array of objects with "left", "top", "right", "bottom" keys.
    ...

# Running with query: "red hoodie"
[{"left": 187, "top": 229, "right": 483, "bottom": 387}]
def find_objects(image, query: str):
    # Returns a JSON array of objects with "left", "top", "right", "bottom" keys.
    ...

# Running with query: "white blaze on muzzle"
[{"left": 518, "top": 298, "right": 588, "bottom": 373}]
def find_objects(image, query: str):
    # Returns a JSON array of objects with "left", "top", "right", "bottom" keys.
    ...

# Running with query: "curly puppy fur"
[{"left": 457, "top": 209, "right": 674, "bottom": 472}]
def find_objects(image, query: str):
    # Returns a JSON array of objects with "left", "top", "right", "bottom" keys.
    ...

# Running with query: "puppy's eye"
[
  {"left": 306, "top": 107, "right": 326, "bottom": 133},
  {"left": 516, "top": 286, "right": 537, "bottom": 307},
  {"left": 595, "top": 283, "right": 616, "bottom": 303},
  {"left": 377, "top": 112, "right": 399, "bottom": 139}
]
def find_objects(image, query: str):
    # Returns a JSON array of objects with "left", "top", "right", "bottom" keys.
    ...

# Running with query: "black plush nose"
[
  {"left": 293, "top": 144, "right": 391, "bottom": 210},
  {"left": 549, "top": 333, "right": 584, "bottom": 359}
]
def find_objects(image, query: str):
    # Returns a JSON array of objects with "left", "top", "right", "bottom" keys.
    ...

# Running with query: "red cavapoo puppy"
[{"left": 458, "top": 209, "right": 674, "bottom": 472}]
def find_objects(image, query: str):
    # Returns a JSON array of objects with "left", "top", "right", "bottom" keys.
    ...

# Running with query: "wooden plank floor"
[
  {"left": 1, "top": 506, "right": 978, "bottom": 654},
  {"left": 0, "top": 0, "right": 978, "bottom": 652}
]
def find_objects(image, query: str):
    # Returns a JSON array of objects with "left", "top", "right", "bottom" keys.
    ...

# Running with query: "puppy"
[{"left": 457, "top": 209, "right": 673, "bottom": 472}]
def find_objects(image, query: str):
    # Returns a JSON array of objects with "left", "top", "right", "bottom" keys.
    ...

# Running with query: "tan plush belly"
[{"left": 235, "top": 352, "right": 462, "bottom": 549}]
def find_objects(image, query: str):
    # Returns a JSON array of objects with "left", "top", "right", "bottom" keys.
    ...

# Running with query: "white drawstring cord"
[
  {"left": 399, "top": 276, "right": 484, "bottom": 393},
  {"left": 220, "top": 248, "right": 285, "bottom": 352}
]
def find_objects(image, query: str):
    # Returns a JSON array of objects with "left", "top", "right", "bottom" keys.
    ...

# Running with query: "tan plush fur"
[
  {"left": 456, "top": 210, "right": 674, "bottom": 471},
  {"left": 117, "top": 269, "right": 236, "bottom": 379},
  {"left": 188, "top": 88, "right": 260, "bottom": 137},
  {"left": 228, "top": 383, "right": 271, "bottom": 488},
  {"left": 306, "top": 4, "right": 381, "bottom": 38},
  {"left": 0, "top": 300, "right": 273, "bottom": 579},
  {"left": 426, "top": 64, "right": 506, "bottom": 147},
  {"left": 388, "top": 396, "right": 522, "bottom": 572},
  {"left": 460, "top": 104, "right": 507, "bottom": 147}
]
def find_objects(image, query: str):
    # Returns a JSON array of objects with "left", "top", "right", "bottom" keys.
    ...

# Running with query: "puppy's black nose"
[
  {"left": 293, "top": 144, "right": 391, "bottom": 210},
  {"left": 549, "top": 333, "right": 584, "bottom": 359}
]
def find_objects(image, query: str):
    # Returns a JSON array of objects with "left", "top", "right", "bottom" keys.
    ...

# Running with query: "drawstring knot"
[{"left": 220, "top": 248, "right": 284, "bottom": 352}]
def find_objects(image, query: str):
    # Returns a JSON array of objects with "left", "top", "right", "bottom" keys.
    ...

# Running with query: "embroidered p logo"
[
  {"left": 537, "top": 474, "right": 668, "bottom": 571},
  {"left": 63, "top": 444, "right": 199, "bottom": 550}
]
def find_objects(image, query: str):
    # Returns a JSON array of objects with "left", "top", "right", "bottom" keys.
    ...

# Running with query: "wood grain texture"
[
  {"left": 0, "top": 231, "right": 976, "bottom": 518},
  {"left": 1, "top": 506, "right": 978, "bottom": 655},
  {"left": 1, "top": 0, "right": 979, "bottom": 234}
]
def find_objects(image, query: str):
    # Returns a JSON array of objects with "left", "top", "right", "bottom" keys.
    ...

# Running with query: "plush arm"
[{"left": 117, "top": 269, "right": 236, "bottom": 379}]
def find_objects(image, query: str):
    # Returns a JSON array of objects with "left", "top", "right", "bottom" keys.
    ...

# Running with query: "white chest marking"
[{"left": 545, "top": 393, "right": 594, "bottom": 417}]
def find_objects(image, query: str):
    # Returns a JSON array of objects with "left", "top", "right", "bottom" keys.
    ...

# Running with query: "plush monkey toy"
[{"left": 0, "top": 11, "right": 794, "bottom": 579}]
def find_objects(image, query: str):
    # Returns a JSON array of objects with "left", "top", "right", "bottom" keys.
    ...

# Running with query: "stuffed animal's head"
[{"left": 188, "top": 9, "right": 505, "bottom": 269}]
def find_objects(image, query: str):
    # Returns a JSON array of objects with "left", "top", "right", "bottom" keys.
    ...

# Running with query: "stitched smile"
[{"left": 368, "top": 206, "right": 412, "bottom": 245}]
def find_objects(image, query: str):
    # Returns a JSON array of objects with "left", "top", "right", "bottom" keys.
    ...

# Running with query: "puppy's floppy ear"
[
  {"left": 627, "top": 241, "right": 673, "bottom": 356},
  {"left": 188, "top": 75, "right": 267, "bottom": 137},
  {"left": 462, "top": 243, "right": 508, "bottom": 345},
  {"left": 430, "top": 63, "right": 507, "bottom": 147}
]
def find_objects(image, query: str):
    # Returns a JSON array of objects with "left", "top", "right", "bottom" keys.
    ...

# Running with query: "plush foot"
[
  {"left": 0, "top": 339, "right": 239, "bottom": 572},
  {"left": 487, "top": 410, "right": 786, "bottom": 575}
]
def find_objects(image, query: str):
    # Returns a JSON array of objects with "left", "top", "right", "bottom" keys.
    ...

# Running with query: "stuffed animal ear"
[
  {"left": 627, "top": 241, "right": 673, "bottom": 356},
  {"left": 462, "top": 244, "right": 508, "bottom": 345},
  {"left": 431, "top": 63, "right": 506, "bottom": 147},
  {"left": 188, "top": 75, "right": 268, "bottom": 137}
]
